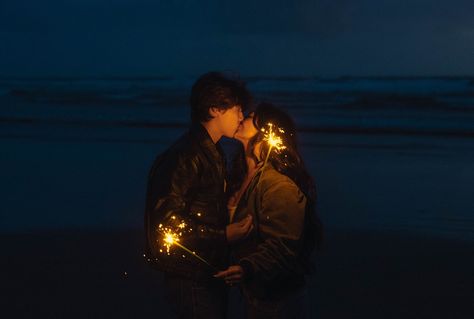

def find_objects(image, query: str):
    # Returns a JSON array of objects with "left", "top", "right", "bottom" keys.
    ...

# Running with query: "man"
[{"left": 144, "top": 72, "right": 253, "bottom": 318}]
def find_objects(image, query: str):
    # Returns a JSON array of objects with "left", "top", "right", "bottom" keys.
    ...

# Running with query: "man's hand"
[
  {"left": 214, "top": 265, "right": 245, "bottom": 285},
  {"left": 226, "top": 215, "right": 253, "bottom": 243}
]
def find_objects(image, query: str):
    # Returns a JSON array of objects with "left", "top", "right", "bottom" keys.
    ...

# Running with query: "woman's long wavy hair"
[{"left": 228, "top": 102, "right": 323, "bottom": 251}]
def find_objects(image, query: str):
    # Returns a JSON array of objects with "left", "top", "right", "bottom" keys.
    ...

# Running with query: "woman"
[{"left": 215, "top": 103, "right": 322, "bottom": 318}]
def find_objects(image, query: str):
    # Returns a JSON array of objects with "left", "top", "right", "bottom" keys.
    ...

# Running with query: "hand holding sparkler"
[{"left": 214, "top": 265, "right": 245, "bottom": 286}]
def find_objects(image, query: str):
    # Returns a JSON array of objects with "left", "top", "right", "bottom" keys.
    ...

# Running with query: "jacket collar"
[{"left": 189, "top": 123, "right": 225, "bottom": 169}]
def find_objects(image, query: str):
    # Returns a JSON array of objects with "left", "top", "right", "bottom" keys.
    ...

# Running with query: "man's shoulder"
[
  {"left": 151, "top": 131, "right": 202, "bottom": 170},
  {"left": 166, "top": 131, "right": 202, "bottom": 158}
]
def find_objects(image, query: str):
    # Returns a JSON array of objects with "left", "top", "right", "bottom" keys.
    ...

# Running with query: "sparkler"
[
  {"left": 158, "top": 219, "right": 217, "bottom": 271},
  {"left": 256, "top": 122, "right": 286, "bottom": 187}
]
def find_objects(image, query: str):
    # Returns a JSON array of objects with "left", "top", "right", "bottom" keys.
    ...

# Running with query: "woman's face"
[{"left": 234, "top": 112, "right": 259, "bottom": 142}]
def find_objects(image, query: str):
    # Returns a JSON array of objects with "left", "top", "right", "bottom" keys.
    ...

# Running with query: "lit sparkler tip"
[
  {"left": 156, "top": 224, "right": 215, "bottom": 270},
  {"left": 262, "top": 122, "right": 287, "bottom": 152},
  {"left": 164, "top": 232, "right": 178, "bottom": 245}
]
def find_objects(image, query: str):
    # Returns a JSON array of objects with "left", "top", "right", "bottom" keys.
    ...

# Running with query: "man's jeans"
[
  {"left": 244, "top": 287, "right": 309, "bottom": 319},
  {"left": 163, "top": 273, "right": 228, "bottom": 319}
]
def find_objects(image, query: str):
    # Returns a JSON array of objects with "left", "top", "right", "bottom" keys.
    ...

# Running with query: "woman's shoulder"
[
  {"left": 256, "top": 166, "right": 307, "bottom": 211},
  {"left": 258, "top": 165, "right": 300, "bottom": 192}
]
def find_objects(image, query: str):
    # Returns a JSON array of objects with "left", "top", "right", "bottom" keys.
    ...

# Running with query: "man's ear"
[{"left": 209, "top": 107, "right": 222, "bottom": 118}]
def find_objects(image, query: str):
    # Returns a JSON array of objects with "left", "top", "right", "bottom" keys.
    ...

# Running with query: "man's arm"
[
  {"left": 145, "top": 150, "right": 224, "bottom": 256},
  {"left": 145, "top": 150, "right": 252, "bottom": 259}
]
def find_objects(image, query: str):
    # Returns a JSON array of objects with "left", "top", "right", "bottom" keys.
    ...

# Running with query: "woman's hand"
[
  {"left": 225, "top": 215, "right": 253, "bottom": 243},
  {"left": 214, "top": 265, "right": 245, "bottom": 285}
]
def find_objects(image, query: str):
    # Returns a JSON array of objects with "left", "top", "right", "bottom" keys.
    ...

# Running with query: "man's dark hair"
[{"left": 190, "top": 72, "right": 252, "bottom": 123}]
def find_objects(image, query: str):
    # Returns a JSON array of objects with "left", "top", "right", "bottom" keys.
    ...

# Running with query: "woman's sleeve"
[{"left": 239, "top": 178, "right": 306, "bottom": 281}]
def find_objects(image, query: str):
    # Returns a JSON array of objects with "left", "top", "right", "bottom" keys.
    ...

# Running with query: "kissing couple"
[{"left": 144, "top": 72, "right": 322, "bottom": 318}]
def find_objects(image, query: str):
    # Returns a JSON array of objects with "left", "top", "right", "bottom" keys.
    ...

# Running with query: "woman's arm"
[
  {"left": 239, "top": 178, "right": 307, "bottom": 280},
  {"left": 216, "top": 178, "right": 306, "bottom": 283}
]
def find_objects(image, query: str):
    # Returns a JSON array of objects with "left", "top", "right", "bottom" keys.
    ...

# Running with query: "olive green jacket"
[{"left": 232, "top": 164, "right": 310, "bottom": 300}]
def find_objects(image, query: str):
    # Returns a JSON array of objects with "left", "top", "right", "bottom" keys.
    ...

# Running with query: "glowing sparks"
[
  {"left": 164, "top": 232, "right": 176, "bottom": 244},
  {"left": 156, "top": 217, "right": 217, "bottom": 271},
  {"left": 163, "top": 231, "right": 179, "bottom": 253},
  {"left": 261, "top": 123, "right": 286, "bottom": 153},
  {"left": 159, "top": 221, "right": 184, "bottom": 254},
  {"left": 256, "top": 122, "right": 287, "bottom": 187}
]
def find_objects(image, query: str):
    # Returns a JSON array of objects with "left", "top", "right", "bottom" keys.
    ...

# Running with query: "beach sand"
[
  {"left": 0, "top": 229, "right": 472, "bottom": 318},
  {"left": 1, "top": 130, "right": 473, "bottom": 318}
]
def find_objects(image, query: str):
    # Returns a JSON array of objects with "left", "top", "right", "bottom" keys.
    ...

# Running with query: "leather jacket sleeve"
[
  {"left": 146, "top": 150, "right": 227, "bottom": 259},
  {"left": 239, "top": 179, "right": 306, "bottom": 281}
]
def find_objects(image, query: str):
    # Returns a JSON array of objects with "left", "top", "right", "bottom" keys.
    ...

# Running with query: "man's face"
[
  {"left": 234, "top": 112, "right": 258, "bottom": 142},
  {"left": 216, "top": 105, "right": 244, "bottom": 138}
]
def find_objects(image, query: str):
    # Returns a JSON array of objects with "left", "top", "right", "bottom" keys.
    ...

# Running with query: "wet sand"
[{"left": 1, "top": 229, "right": 472, "bottom": 318}]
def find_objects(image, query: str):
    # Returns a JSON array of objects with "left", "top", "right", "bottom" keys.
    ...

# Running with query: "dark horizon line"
[
  {"left": 0, "top": 74, "right": 474, "bottom": 81},
  {"left": 2, "top": 115, "right": 474, "bottom": 139}
]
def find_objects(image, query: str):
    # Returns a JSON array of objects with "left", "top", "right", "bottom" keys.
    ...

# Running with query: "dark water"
[{"left": 1, "top": 76, "right": 474, "bottom": 137}]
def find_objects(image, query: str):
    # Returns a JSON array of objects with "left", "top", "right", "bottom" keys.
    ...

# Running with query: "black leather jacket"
[{"left": 144, "top": 124, "right": 229, "bottom": 280}]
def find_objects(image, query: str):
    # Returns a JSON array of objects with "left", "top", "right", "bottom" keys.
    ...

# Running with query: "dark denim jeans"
[
  {"left": 163, "top": 273, "right": 228, "bottom": 319},
  {"left": 244, "top": 287, "right": 309, "bottom": 319}
]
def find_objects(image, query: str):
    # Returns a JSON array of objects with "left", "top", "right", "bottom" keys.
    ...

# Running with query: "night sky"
[{"left": 1, "top": 0, "right": 473, "bottom": 77}]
